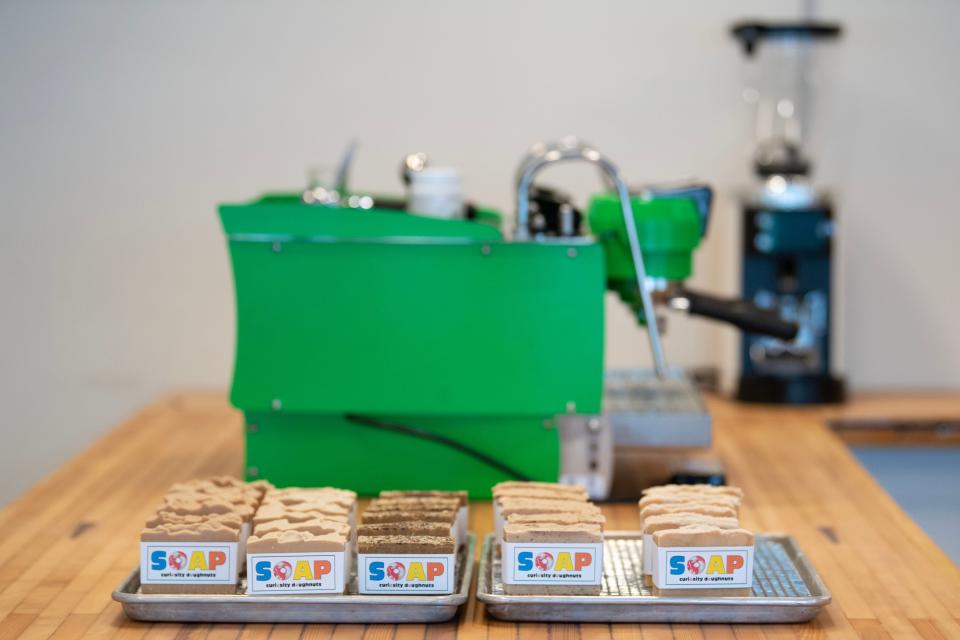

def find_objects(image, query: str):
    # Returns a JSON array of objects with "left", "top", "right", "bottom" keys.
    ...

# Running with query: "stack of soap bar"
[
  {"left": 246, "top": 487, "right": 357, "bottom": 595},
  {"left": 639, "top": 484, "right": 754, "bottom": 596},
  {"left": 492, "top": 481, "right": 602, "bottom": 543},
  {"left": 493, "top": 481, "right": 605, "bottom": 595},
  {"left": 139, "top": 476, "right": 272, "bottom": 594},
  {"left": 378, "top": 490, "right": 469, "bottom": 546},
  {"left": 356, "top": 490, "right": 466, "bottom": 595}
]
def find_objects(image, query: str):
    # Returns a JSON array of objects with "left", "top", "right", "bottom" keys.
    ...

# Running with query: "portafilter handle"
[{"left": 670, "top": 289, "right": 799, "bottom": 341}]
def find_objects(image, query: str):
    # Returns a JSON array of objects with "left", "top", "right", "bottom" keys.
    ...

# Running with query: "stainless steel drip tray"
[
  {"left": 477, "top": 532, "right": 831, "bottom": 624},
  {"left": 605, "top": 369, "right": 711, "bottom": 448},
  {"left": 113, "top": 534, "right": 475, "bottom": 624}
]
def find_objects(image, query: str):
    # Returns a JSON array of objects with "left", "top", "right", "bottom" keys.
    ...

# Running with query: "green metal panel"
[
  {"left": 220, "top": 198, "right": 605, "bottom": 495},
  {"left": 226, "top": 239, "right": 605, "bottom": 416},
  {"left": 244, "top": 413, "right": 559, "bottom": 498},
  {"left": 220, "top": 200, "right": 504, "bottom": 241}
]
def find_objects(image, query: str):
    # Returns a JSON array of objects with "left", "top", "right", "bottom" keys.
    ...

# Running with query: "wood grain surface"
[{"left": 0, "top": 391, "right": 958, "bottom": 640}]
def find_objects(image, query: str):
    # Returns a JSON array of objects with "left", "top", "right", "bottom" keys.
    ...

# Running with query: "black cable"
[{"left": 344, "top": 413, "right": 532, "bottom": 481}]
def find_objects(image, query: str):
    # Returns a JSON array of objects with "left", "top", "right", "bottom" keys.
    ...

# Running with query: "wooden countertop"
[{"left": 1, "top": 391, "right": 958, "bottom": 640}]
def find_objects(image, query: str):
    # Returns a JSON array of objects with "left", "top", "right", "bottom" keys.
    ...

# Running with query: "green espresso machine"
[{"left": 219, "top": 137, "right": 795, "bottom": 498}]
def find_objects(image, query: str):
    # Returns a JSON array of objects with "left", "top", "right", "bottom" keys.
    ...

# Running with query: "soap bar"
[
  {"left": 139, "top": 521, "right": 241, "bottom": 594},
  {"left": 356, "top": 535, "right": 458, "bottom": 594},
  {"left": 501, "top": 522, "right": 603, "bottom": 595},
  {"left": 651, "top": 524, "right": 755, "bottom": 597},
  {"left": 246, "top": 529, "right": 349, "bottom": 594}
]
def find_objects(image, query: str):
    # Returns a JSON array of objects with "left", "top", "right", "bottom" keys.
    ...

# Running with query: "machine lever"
[
  {"left": 671, "top": 290, "right": 799, "bottom": 341},
  {"left": 515, "top": 136, "right": 669, "bottom": 378}
]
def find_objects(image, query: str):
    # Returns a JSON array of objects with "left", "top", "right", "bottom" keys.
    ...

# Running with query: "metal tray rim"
[
  {"left": 477, "top": 531, "right": 831, "bottom": 608},
  {"left": 113, "top": 533, "right": 475, "bottom": 620}
]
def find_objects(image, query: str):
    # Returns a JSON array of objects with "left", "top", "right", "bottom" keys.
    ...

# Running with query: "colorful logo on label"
[
  {"left": 517, "top": 550, "right": 593, "bottom": 573},
  {"left": 359, "top": 554, "right": 453, "bottom": 593},
  {"left": 254, "top": 559, "right": 332, "bottom": 582},
  {"left": 141, "top": 543, "right": 236, "bottom": 585},
  {"left": 669, "top": 553, "right": 743, "bottom": 576},
  {"left": 150, "top": 550, "right": 227, "bottom": 572},
  {"left": 655, "top": 547, "right": 753, "bottom": 589},
  {"left": 246, "top": 553, "right": 342, "bottom": 594},
  {"left": 503, "top": 543, "right": 603, "bottom": 585},
  {"left": 368, "top": 561, "right": 445, "bottom": 582}
]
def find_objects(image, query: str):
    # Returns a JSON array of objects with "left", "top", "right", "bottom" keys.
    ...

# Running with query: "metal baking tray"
[
  {"left": 113, "top": 534, "right": 474, "bottom": 623},
  {"left": 477, "top": 531, "right": 831, "bottom": 623}
]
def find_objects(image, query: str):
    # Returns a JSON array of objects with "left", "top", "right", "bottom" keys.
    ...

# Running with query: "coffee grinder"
[{"left": 731, "top": 21, "right": 846, "bottom": 404}]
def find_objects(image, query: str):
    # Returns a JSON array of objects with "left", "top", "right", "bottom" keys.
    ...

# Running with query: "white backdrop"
[{"left": 2, "top": 0, "right": 959, "bottom": 506}]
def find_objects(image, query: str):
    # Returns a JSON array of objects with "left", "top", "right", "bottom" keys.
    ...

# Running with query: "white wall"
[{"left": 1, "top": 1, "right": 959, "bottom": 506}]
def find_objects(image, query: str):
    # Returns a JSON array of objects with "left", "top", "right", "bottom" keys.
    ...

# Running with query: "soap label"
[
  {"left": 501, "top": 542, "right": 603, "bottom": 585},
  {"left": 246, "top": 552, "right": 345, "bottom": 594},
  {"left": 140, "top": 542, "right": 238, "bottom": 584},
  {"left": 358, "top": 554, "right": 455, "bottom": 594},
  {"left": 652, "top": 544, "right": 754, "bottom": 589}
]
